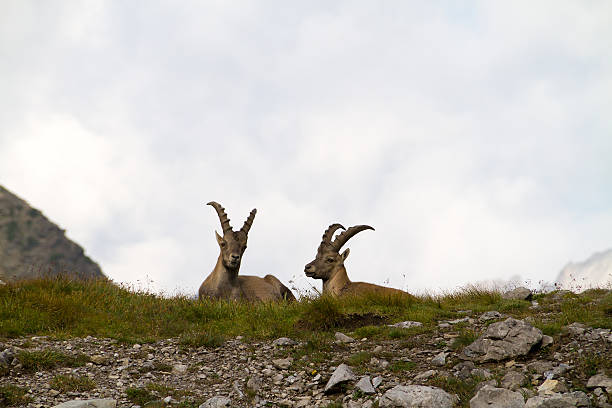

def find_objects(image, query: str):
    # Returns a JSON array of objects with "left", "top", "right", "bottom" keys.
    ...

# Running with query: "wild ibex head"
[
  {"left": 208, "top": 201, "right": 256, "bottom": 271},
  {"left": 304, "top": 224, "right": 374, "bottom": 280}
]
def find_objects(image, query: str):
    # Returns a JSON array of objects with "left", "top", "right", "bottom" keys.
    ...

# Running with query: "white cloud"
[{"left": 1, "top": 1, "right": 611, "bottom": 295}]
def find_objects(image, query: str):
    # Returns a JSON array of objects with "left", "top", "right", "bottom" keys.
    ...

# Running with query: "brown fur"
[
  {"left": 305, "top": 224, "right": 411, "bottom": 297},
  {"left": 198, "top": 202, "right": 295, "bottom": 301}
]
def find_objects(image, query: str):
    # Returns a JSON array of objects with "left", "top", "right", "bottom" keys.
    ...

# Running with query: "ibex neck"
[
  {"left": 212, "top": 254, "right": 239, "bottom": 283},
  {"left": 323, "top": 266, "right": 351, "bottom": 296}
]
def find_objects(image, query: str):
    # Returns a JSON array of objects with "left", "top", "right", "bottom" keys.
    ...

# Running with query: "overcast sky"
[{"left": 1, "top": 1, "right": 611, "bottom": 296}]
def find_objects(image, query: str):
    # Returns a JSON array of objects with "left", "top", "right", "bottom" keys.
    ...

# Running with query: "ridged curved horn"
[
  {"left": 318, "top": 223, "right": 345, "bottom": 251},
  {"left": 207, "top": 201, "right": 232, "bottom": 233},
  {"left": 240, "top": 208, "right": 257, "bottom": 235},
  {"left": 322, "top": 223, "right": 345, "bottom": 244},
  {"left": 330, "top": 225, "right": 374, "bottom": 252}
]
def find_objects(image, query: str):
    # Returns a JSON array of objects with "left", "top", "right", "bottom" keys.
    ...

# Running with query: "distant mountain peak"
[
  {"left": 0, "top": 185, "right": 104, "bottom": 282},
  {"left": 556, "top": 248, "right": 612, "bottom": 292}
]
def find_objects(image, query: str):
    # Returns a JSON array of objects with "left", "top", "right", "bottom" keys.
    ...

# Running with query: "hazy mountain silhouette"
[{"left": 0, "top": 185, "right": 104, "bottom": 283}]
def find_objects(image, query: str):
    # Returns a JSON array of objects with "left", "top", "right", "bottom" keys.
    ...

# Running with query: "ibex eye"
[
  {"left": 220, "top": 242, "right": 226, "bottom": 247},
  {"left": 326, "top": 258, "right": 334, "bottom": 263}
]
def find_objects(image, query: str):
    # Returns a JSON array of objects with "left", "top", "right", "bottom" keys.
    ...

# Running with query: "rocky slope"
[
  {"left": 557, "top": 249, "right": 612, "bottom": 292},
  {"left": 1, "top": 291, "right": 610, "bottom": 407},
  {"left": 0, "top": 185, "right": 104, "bottom": 283}
]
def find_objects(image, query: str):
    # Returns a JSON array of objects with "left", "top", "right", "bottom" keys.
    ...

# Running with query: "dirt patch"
[{"left": 296, "top": 313, "right": 389, "bottom": 331}]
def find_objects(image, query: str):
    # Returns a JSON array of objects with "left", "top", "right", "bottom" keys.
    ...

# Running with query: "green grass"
[
  {"left": 429, "top": 374, "right": 485, "bottom": 408},
  {"left": 389, "top": 360, "right": 416, "bottom": 372},
  {"left": 0, "top": 385, "right": 32, "bottom": 407},
  {"left": 0, "top": 277, "right": 610, "bottom": 344},
  {"left": 50, "top": 375, "right": 95, "bottom": 392},
  {"left": 450, "top": 329, "right": 479, "bottom": 351},
  {"left": 348, "top": 351, "right": 372, "bottom": 367},
  {"left": 16, "top": 350, "right": 89, "bottom": 372},
  {"left": 126, "top": 383, "right": 200, "bottom": 407},
  {"left": 126, "top": 387, "right": 156, "bottom": 406}
]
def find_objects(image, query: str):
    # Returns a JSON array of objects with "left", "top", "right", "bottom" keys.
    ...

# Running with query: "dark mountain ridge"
[{"left": 0, "top": 184, "right": 104, "bottom": 283}]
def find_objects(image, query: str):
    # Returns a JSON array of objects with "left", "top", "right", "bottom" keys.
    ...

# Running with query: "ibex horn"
[
  {"left": 318, "top": 223, "right": 345, "bottom": 251},
  {"left": 207, "top": 201, "right": 233, "bottom": 233},
  {"left": 330, "top": 225, "right": 374, "bottom": 252},
  {"left": 240, "top": 208, "right": 257, "bottom": 235}
]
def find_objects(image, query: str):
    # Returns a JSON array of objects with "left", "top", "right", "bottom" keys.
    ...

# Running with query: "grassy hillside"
[{"left": 1, "top": 277, "right": 610, "bottom": 344}]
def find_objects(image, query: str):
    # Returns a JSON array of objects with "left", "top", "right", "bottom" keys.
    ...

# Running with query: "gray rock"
[
  {"left": 379, "top": 385, "right": 457, "bottom": 407},
  {"left": 53, "top": 400, "right": 117, "bottom": 408},
  {"left": 335, "top": 332, "right": 355, "bottom": 343},
  {"left": 479, "top": 311, "right": 502, "bottom": 321},
  {"left": 272, "top": 358, "right": 293, "bottom": 370},
  {"left": 587, "top": 373, "right": 612, "bottom": 391},
  {"left": 565, "top": 322, "right": 587, "bottom": 336},
  {"left": 454, "top": 361, "right": 476, "bottom": 379},
  {"left": 246, "top": 375, "right": 262, "bottom": 392},
  {"left": 294, "top": 397, "right": 312, "bottom": 407},
  {"left": 527, "top": 360, "right": 554, "bottom": 375},
  {"left": 355, "top": 376, "right": 376, "bottom": 394},
  {"left": 537, "top": 379, "right": 567, "bottom": 394},
  {"left": 172, "top": 364, "right": 187, "bottom": 374},
  {"left": 0, "top": 347, "right": 16, "bottom": 366},
  {"left": 389, "top": 321, "right": 423, "bottom": 329},
  {"left": 431, "top": 352, "right": 447, "bottom": 366},
  {"left": 502, "top": 287, "right": 532, "bottom": 300},
  {"left": 272, "top": 337, "right": 297, "bottom": 346},
  {"left": 324, "top": 363, "right": 356, "bottom": 393},
  {"left": 469, "top": 385, "right": 525, "bottom": 408},
  {"left": 525, "top": 391, "right": 591, "bottom": 407},
  {"left": 501, "top": 371, "right": 526, "bottom": 390},
  {"left": 544, "top": 363, "right": 570, "bottom": 379},
  {"left": 231, "top": 380, "right": 243, "bottom": 398},
  {"left": 372, "top": 376, "right": 383, "bottom": 388},
  {"left": 471, "top": 368, "right": 493, "bottom": 379},
  {"left": 461, "top": 318, "right": 543, "bottom": 362},
  {"left": 448, "top": 317, "right": 470, "bottom": 324},
  {"left": 414, "top": 370, "right": 438, "bottom": 382},
  {"left": 198, "top": 396, "right": 231, "bottom": 408},
  {"left": 541, "top": 335, "right": 553, "bottom": 348}
]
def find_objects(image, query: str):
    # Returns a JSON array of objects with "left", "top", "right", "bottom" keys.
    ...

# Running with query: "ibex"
[
  {"left": 304, "top": 224, "right": 410, "bottom": 297},
  {"left": 198, "top": 202, "right": 295, "bottom": 301}
]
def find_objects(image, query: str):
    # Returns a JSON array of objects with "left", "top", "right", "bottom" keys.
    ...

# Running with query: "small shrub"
[
  {"left": 50, "top": 375, "right": 95, "bottom": 392},
  {"left": 298, "top": 295, "right": 343, "bottom": 330},
  {"left": 536, "top": 322, "right": 562, "bottom": 336},
  {"left": 17, "top": 350, "right": 89, "bottom": 372},
  {"left": 574, "top": 352, "right": 611, "bottom": 378},
  {"left": 348, "top": 351, "right": 372, "bottom": 367},
  {"left": 179, "top": 329, "right": 226, "bottom": 348},
  {"left": 0, "top": 385, "right": 32, "bottom": 406},
  {"left": 430, "top": 375, "right": 483, "bottom": 407},
  {"left": 450, "top": 329, "right": 478, "bottom": 351},
  {"left": 353, "top": 325, "right": 385, "bottom": 338},
  {"left": 389, "top": 360, "right": 416, "bottom": 372},
  {"left": 126, "top": 387, "right": 156, "bottom": 406}
]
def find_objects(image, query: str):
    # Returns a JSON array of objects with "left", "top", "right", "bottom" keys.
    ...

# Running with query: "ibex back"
[
  {"left": 198, "top": 202, "right": 295, "bottom": 301},
  {"left": 304, "top": 224, "right": 411, "bottom": 297}
]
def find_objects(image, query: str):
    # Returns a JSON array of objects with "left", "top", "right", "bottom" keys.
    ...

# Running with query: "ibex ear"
[
  {"left": 341, "top": 248, "right": 350, "bottom": 261},
  {"left": 215, "top": 231, "right": 224, "bottom": 245}
]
